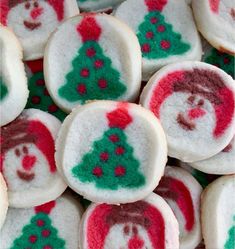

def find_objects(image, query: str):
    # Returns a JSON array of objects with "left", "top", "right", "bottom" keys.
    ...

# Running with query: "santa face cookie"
[
  {"left": 0, "top": 194, "right": 83, "bottom": 249},
  {"left": 140, "top": 61, "right": 235, "bottom": 162},
  {"left": 77, "top": 0, "right": 124, "bottom": 11},
  {"left": 192, "top": 0, "right": 235, "bottom": 55},
  {"left": 0, "top": 109, "right": 67, "bottom": 208},
  {"left": 0, "top": 26, "right": 28, "bottom": 127},
  {"left": 201, "top": 175, "right": 235, "bottom": 249},
  {"left": 44, "top": 14, "right": 142, "bottom": 113},
  {"left": 25, "top": 59, "right": 67, "bottom": 121},
  {"left": 0, "top": 173, "right": 8, "bottom": 230},
  {"left": 155, "top": 166, "right": 202, "bottom": 249},
  {"left": 115, "top": 0, "right": 202, "bottom": 80},
  {"left": 80, "top": 193, "right": 179, "bottom": 249},
  {"left": 0, "top": 0, "right": 79, "bottom": 60},
  {"left": 56, "top": 101, "right": 167, "bottom": 204}
]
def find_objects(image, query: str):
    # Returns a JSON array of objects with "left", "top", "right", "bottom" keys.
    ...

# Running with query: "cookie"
[
  {"left": 0, "top": 173, "right": 8, "bottom": 229},
  {"left": 25, "top": 59, "right": 67, "bottom": 121},
  {"left": 155, "top": 166, "right": 202, "bottom": 249},
  {"left": 114, "top": 0, "right": 202, "bottom": 80},
  {"left": 0, "top": 194, "right": 83, "bottom": 249},
  {"left": 80, "top": 192, "right": 179, "bottom": 249},
  {"left": 77, "top": 0, "right": 124, "bottom": 12},
  {"left": 0, "top": 26, "right": 28, "bottom": 127},
  {"left": 0, "top": 0, "right": 79, "bottom": 60},
  {"left": 192, "top": 0, "right": 235, "bottom": 55},
  {"left": 140, "top": 61, "right": 235, "bottom": 162},
  {"left": 0, "top": 109, "right": 67, "bottom": 208},
  {"left": 56, "top": 101, "right": 167, "bottom": 204},
  {"left": 44, "top": 14, "right": 142, "bottom": 113},
  {"left": 201, "top": 175, "right": 235, "bottom": 249}
]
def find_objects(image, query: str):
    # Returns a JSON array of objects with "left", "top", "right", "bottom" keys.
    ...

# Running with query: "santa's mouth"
[
  {"left": 177, "top": 113, "right": 196, "bottom": 131},
  {"left": 23, "top": 21, "right": 41, "bottom": 30},
  {"left": 17, "top": 170, "right": 35, "bottom": 181}
]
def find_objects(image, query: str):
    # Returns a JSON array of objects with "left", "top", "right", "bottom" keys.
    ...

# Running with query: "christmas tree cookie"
[
  {"left": 192, "top": 0, "right": 235, "bottom": 55},
  {"left": 201, "top": 175, "right": 235, "bottom": 249},
  {"left": 0, "top": 26, "right": 28, "bottom": 127},
  {"left": 0, "top": 173, "right": 8, "bottom": 230},
  {"left": 44, "top": 14, "right": 142, "bottom": 113},
  {"left": 0, "top": 0, "right": 79, "bottom": 60},
  {"left": 155, "top": 166, "right": 202, "bottom": 249},
  {"left": 115, "top": 0, "right": 202, "bottom": 80},
  {"left": 77, "top": 0, "right": 125, "bottom": 11},
  {"left": 80, "top": 193, "right": 179, "bottom": 249},
  {"left": 25, "top": 59, "right": 67, "bottom": 121},
  {"left": 140, "top": 61, "right": 235, "bottom": 162},
  {"left": 0, "top": 109, "right": 67, "bottom": 208},
  {"left": 0, "top": 194, "right": 83, "bottom": 249},
  {"left": 56, "top": 101, "right": 167, "bottom": 204}
]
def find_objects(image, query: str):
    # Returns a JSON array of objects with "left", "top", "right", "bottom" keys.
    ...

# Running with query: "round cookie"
[
  {"left": 192, "top": 0, "right": 235, "bottom": 55},
  {"left": 44, "top": 14, "right": 142, "bottom": 113},
  {"left": 0, "top": 0, "right": 79, "bottom": 60},
  {"left": 0, "top": 194, "right": 83, "bottom": 249},
  {"left": 25, "top": 59, "right": 67, "bottom": 121},
  {"left": 80, "top": 192, "right": 179, "bottom": 249},
  {"left": 56, "top": 101, "right": 167, "bottom": 204},
  {"left": 0, "top": 173, "right": 8, "bottom": 230},
  {"left": 0, "top": 26, "right": 28, "bottom": 127},
  {"left": 201, "top": 175, "right": 235, "bottom": 249},
  {"left": 77, "top": 0, "right": 124, "bottom": 12},
  {"left": 140, "top": 61, "right": 235, "bottom": 162},
  {"left": 114, "top": 0, "right": 202, "bottom": 80},
  {"left": 155, "top": 166, "right": 202, "bottom": 249},
  {"left": 0, "top": 109, "right": 67, "bottom": 208}
]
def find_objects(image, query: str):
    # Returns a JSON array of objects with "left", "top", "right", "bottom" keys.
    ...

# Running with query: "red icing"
[
  {"left": 100, "top": 152, "right": 109, "bottom": 161},
  {"left": 35, "top": 200, "right": 56, "bottom": 214},
  {"left": 188, "top": 108, "right": 206, "bottom": 120},
  {"left": 25, "top": 59, "right": 43, "bottom": 74},
  {"left": 128, "top": 236, "right": 144, "bottom": 249},
  {"left": 93, "top": 166, "right": 103, "bottom": 177},
  {"left": 48, "top": 104, "right": 58, "bottom": 113},
  {"left": 86, "top": 48, "right": 96, "bottom": 57},
  {"left": 77, "top": 84, "right": 86, "bottom": 94},
  {"left": 142, "top": 43, "right": 151, "bottom": 53},
  {"left": 32, "top": 96, "right": 41, "bottom": 104},
  {"left": 94, "top": 60, "right": 103, "bottom": 68},
  {"left": 80, "top": 68, "right": 90, "bottom": 77},
  {"left": 160, "top": 40, "right": 170, "bottom": 49},
  {"left": 29, "top": 235, "right": 37, "bottom": 243},
  {"left": 22, "top": 155, "right": 36, "bottom": 171},
  {"left": 146, "top": 31, "right": 154, "bottom": 39},
  {"left": 30, "top": 6, "right": 43, "bottom": 20},
  {"left": 150, "top": 17, "right": 158, "bottom": 23},
  {"left": 115, "top": 146, "right": 125, "bottom": 155},
  {"left": 98, "top": 79, "right": 107, "bottom": 89},
  {"left": 42, "top": 230, "right": 51, "bottom": 237},
  {"left": 145, "top": 0, "right": 167, "bottom": 12},
  {"left": 209, "top": 0, "right": 220, "bottom": 13},
  {"left": 114, "top": 165, "right": 126, "bottom": 176},
  {"left": 109, "top": 134, "right": 119, "bottom": 142},
  {"left": 157, "top": 25, "right": 165, "bottom": 32},
  {"left": 77, "top": 16, "right": 101, "bottom": 42},
  {"left": 37, "top": 219, "right": 45, "bottom": 226}
]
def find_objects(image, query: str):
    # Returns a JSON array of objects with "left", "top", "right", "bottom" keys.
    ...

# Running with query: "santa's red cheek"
[
  {"left": 22, "top": 155, "right": 37, "bottom": 171},
  {"left": 188, "top": 108, "right": 206, "bottom": 120}
]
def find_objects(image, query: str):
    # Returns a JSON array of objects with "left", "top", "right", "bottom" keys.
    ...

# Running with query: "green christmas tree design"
[
  {"left": 58, "top": 16, "right": 126, "bottom": 104},
  {"left": 0, "top": 76, "right": 8, "bottom": 101},
  {"left": 224, "top": 216, "right": 235, "bottom": 249},
  {"left": 137, "top": 2, "right": 190, "bottom": 59},
  {"left": 72, "top": 106, "right": 145, "bottom": 190}
]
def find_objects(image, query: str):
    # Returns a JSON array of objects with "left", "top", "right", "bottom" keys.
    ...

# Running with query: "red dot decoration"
[
  {"left": 157, "top": 25, "right": 165, "bottom": 32},
  {"left": 44, "top": 89, "right": 50, "bottom": 96},
  {"left": 77, "top": 84, "right": 86, "bottom": 95},
  {"left": 141, "top": 43, "right": 150, "bottom": 53},
  {"left": 98, "top": 79, "right": 107, "bottom": 89},
  {"left": 146, "top": 32, "right": 154, "bottom": 39},
  {"left": 48, "top": 104, "right": 58, "bottom": 113},
  {"left": 43, "top": 246, "right": 53, "bottom": 249},
  {"left": 36, "top": 79, "right": 45, "bottom": 86},
  {"left": 109, "top": 134, "right": 119, "bottom": 142},
  {"left": 93, "top": 166, "right": 103, "bottom": 177},
  {"left": 115, "top": 147, "right": 125, "bottom": 155},
  {"left": 150, "top": 17, "right": 158, "bottom": 23},
  {"left": 100, "top": 152, "right": 109, "bottom": 161},
  {"left": 94, "top": 60, "right": 103, "bottom": 68},
  {"left": 224, "top": 57, "right": 230, "bottom": 64},
  {"left": 37, "top": 219, "right": 45, "bottom": 227},
  {"left": 42, "top": 230, "right": 51, "bottom": 237},
  {"left": 31, "top": 96, "right": 41, "bottom": 104},
  {"left": 115, "top": 165, "right": 126, "bottom": 176},
  {"left": 86, "top": 47, "right": 96, "bottom": 57},
  {"left": 160, "top": 40, "right": 171, "bottom": 50},
  {"left": 29, "top": 235, "right": 37, "bottom": 243},
  {"left": 80, "top": 68, "right": 89, "bottom": 77}
]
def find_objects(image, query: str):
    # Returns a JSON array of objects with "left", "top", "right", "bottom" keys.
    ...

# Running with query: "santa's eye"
[
  {"left": 25, "top": 2, "right": 30, "bottom": 9},
  {"left": 123, "top": 225, "right": 130, "bottom": 235},
  {"left": 132, "top": 226, "right": 138, "bottom": 235},
  {"left": 34, "top": 1, "right": 39, "bottom": 8},
  {"left": 23, "top": 146, "right": 28, "bottom": 154},
  {"left": 187, "top": 95, "right": 195, "bottom": 105},
  {"left": 15, "top": 149, "right": 20, "bottom": 157},
  {"left": 198, "top": 99, "right": 204, "bottom": 106}
]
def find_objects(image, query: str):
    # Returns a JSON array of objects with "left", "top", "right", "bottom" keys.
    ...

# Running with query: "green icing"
[
  {"left": 0, "top": 77, "right": 8, "bottom": 101},
  {"left": 204, "top": 48, "right": 235, "bottom": 79},
  {"left": 26, "top": 71, "right": 67, "bottom": 121},
  {"left": 137, "top": 11, "right": 190, "bottom": 59},
  {"left": 225, "top": 216, "right": 235, "bottom": 249},
  {"left": 72, "top": 127, "right": 145, "bottom": 190},
  {"left": 58, "top": 41, "right": 126, "bottom": 104},
  {"left": 11, "top": 212, "right": 65, "bottom": 249}
]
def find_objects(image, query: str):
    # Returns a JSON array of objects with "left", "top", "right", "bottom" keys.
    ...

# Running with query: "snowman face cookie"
[
  {"left": 0, "top": 173, "right": 8, "bottom": 230},
  {"left": 0, "top": 0, "right": 79, "bottom": 60},
  {"left": 140, "top": 61, "right": 235, "bottom": 162},
  {"left": 0, "top": 109, "right": 67, "bottom": 208},
  {"left": 80, "top": 193, "right": 179, "bottom": 249},
  {"left": 77, "top": 0, "right": 124, "bottom": 11}
]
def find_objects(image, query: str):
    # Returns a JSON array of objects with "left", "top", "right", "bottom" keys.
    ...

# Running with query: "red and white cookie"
[
  {"left": 192, "top": 0, "right": 235, "bottom": 55},
  {"left": 80, "top": 192, "right": 179, "bottom": 249},
  {"left": 56, "top": 101, "right": 167, "bottom": 204},
  {"left": 77, "top": 0, "right": 124, "bottom": 12},
  {"left": 140, "top": 61, "right": 235, "bottom": 162},
  {"left": 0, "top": 173, "right": 8, "bottom": 229},
  {"left": 115, "top": 0, "right": 202, "bottom": 80},
  {"left": 0, "top": 109, "right": 67, "bottom": 208},
  {"left": 201, "top": 175, "right": 235, "bottom": 249},
  {"left": 0, "top": 0, "right": 79, "bottom": 60},
  {"left": 155, "top": 166, "right": 202, "bottom": 249},
  {"left": 44, "top": 14, "right": 142, "bottom": 113},
  {"left": 0, "top": 194, "right": 83, "bottom": 249},
  {"left": 0, "top": 26, "right": 28, "bottom": 127}
]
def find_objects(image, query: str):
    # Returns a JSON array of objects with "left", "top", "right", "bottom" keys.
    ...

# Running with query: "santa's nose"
[
  {"left": 30, "top": 6, "right": 43, "bottom": 20},
  {"left": 22, "top": 155, "right": 36, "bottom": 171},
  {"left": 188, "top": 108, "right": 206, "bottom": 120},
  {"left": 128, "top": 236, "right": 144, "bottom": 249}
]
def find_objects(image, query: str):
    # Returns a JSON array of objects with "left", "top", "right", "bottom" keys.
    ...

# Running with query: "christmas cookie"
[
  {"left": 192, "top": 0, "right": 235, "bottom": 55},
  {"left": 140, "top": 61, "right": 235, "bottom": 162},
  {"left": 25, "top": 59, "right": 67, "bottom": 121},
  {"left": 0, "top": 194, "right": 83, "bottom": 249},
  {"left": 0, "top": 173, "right": 8, "bottom": 229},
  {"left": 0, "top": 109, "right": 67, "bottom": 208},
  {"left": 77, "top": 0, "right": 124, "bottom": 12},
  {"left": 80, "top": 192, "right": 179, "bottom": 249},
  {"left": 0, "top": 26, "right": 28, "bottom": 127},
  {"left": 115, "top": 0, "right": 202, "bottom": 80},
  {"left": 201, "top": 175, "right": 235, "bottom": 249},
  {"left": 0, "top": 0, "right": 79, "bottom": 60},
  {"left": 56, "top": 101, "right": 167, "bottom": 204},
  {"left": 155, "top": 166, "right": 202, "bottom": 249},
  {"left": 44, "top": 14, "right": 142, "bottom": 113}
]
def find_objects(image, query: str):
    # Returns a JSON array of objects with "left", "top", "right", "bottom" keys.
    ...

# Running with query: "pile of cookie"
[{"left": 0, "top": 0, "right": 234, "bottom": 248}]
